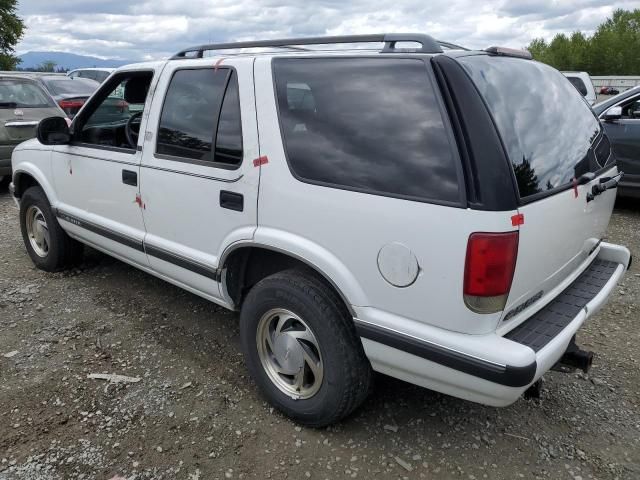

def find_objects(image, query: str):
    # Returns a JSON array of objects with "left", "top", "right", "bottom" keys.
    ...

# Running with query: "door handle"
[
  {"left": 122, "top": 169, "right": 137, "bottom": 186},
  {"left": 220, "top": 190, "right": 244, "bottom": 212}
]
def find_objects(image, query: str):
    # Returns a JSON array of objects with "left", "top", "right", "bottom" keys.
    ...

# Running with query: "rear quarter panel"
[{"left": 254, "top": 57, "right": 518, "bottom": 335}]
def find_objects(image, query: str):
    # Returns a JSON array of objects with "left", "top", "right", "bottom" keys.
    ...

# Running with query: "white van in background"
[{"left": 563, "top": 71, "right": 597, "bottom": 105}]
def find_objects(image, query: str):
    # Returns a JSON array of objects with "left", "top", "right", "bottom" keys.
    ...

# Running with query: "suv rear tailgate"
[{"left": 457, "top": 54, "right": 623, "bottom": 329}]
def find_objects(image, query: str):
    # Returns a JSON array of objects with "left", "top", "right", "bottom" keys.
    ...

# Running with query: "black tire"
[
  {"left": 19, "top": 186, "right": 83, "bottom": 272},
  {"left": 0, "top": 175, "right": 9, "bottom": 189},
  {"left": 240, "top": 269, "right": 372, "bottom": 427}
]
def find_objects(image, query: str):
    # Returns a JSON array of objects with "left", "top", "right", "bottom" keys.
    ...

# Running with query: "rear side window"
[
  {"left": 156, "top": 68, "right": 243, "bottom": 166},
  {"left": 273, "top": 58, "right": 461, "bottom": 203},
  {"left": 567, "top": 76, "right": 588, "bottom": 96}
]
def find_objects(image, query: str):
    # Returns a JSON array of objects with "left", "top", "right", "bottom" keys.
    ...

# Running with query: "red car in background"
[{"left": 600, "top": 86, "right": 620, "bottom": 95}]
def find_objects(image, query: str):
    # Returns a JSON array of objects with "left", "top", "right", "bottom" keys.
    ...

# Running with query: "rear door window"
[
  {"left": 273, "top": 57, "right": 461, "bottom": 204},
  {"left": 156, "top": 68, "right": 243, "bottom": 167}
]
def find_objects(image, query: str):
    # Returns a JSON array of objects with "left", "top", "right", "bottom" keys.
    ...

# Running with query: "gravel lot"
[{"left": 0, "top": 184, "right": 638, "bottom": 480}]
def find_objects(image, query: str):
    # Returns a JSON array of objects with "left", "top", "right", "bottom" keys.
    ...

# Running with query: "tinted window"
[
  {"left": 42, "top": 77, "right": 99, "bottom": 96},
  {"left": 567, "top": 76, "right": 588, "bottom": 96},
  {"left": 273, "top": 58, "right": 460, "bottom": 203},
  {"left": 157, "top": 68, "right": 243, "bottom": 165},
  {"left": 459, "top": 56, "right": 602, "bottom": 198},
  {"left": 0, "top": 79, "right": 55, "bottom": 108},
  {"left": 215, "top": 72, "right": 243, "bottom": 164}
]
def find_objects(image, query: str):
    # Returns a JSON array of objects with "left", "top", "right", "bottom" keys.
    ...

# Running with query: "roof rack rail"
[
  {"left": 437, "top": 40, "right": 470, "bottom": 51},
  {"left": 170, "top": 33, "right": 445, "bottom": 59}
]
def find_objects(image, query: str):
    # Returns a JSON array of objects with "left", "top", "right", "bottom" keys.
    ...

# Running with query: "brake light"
[
  {"left": 115, "top": 100, "right": 129, "bottom": 113},
  {"left": 463, "top": 231, "right": 519, "bottom": 314},
  {"left": 58, "top": 99, "right": 85, "bottom": 110}
]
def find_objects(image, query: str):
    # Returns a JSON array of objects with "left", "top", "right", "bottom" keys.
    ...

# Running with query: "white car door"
[
  {"left": 139, "top": 58, "right": 259, "bottom": 299},
  {"left": 51, "top": 67, "right": 159, "bottom": 267}
]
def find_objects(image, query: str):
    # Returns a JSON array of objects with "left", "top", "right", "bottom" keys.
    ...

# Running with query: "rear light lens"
[
  {"left": 58, "top": 99, "right": 85, "bottom": 119},
  {"left": 58, "top": 99, "right": 85, "bottom": 110},
  {"left": 115, "top": 100, "right": 129, "bottom": 113},
  {"left": 463, "top": 231, "right": 519, "bottom": 314}
]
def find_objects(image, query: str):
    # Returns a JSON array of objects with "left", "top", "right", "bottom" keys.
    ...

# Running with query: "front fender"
[{"left": 12, "top": 149, "right": 56, "bottom": 205}]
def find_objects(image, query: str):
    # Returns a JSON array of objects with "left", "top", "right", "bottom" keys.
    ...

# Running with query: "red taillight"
[
  {"left": 58, "top": 99, "right": 85, "bottom": 110},
  {"left": 115, "top": 100, "right": 129, "bottom": 113},
  {"left": 463, "top": 231, "right": 519, "bottom": 313}
]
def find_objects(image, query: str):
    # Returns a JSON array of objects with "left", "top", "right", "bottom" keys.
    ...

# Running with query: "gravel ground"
[{"left": 0, "top": 185, "right": 638, "bottom": 480}]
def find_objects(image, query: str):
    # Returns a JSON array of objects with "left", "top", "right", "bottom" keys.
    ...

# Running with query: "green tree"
[
  {"left": 0, "top": 0, "right": 24, "bottom": 70},
  {"left": 37, "top": 60, "right": 57, "bottom": 72},
  {"left": 526, "top": 8, "right": 640, "bottom": 75}
]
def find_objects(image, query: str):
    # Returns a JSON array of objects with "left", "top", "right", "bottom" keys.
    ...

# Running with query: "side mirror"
[
  {"left": 37, "top": 117, "right": 71, "bottom": 145},
  {"left": 602, "top": 106, "right": 622, "bottom": 122}
]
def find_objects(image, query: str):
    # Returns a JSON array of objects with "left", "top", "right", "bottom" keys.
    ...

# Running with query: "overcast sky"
[{"left": 15, "top": 0, "right": 640, "bottom": 60}]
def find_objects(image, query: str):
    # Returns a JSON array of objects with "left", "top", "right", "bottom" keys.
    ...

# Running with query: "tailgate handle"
[
  {"left": 220, "top": 190, "right": 244, "bottom": 212},
  {"left": 122, "top": 169, "right": 137, "bottom": 186}
]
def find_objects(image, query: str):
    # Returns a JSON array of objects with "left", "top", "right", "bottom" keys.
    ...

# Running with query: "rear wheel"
[
  {"left": 240, "top": 269, "right": 372, "bottom": 427},
  {"left": 19, "top": 186, "right": 83, "bottom": 271}
]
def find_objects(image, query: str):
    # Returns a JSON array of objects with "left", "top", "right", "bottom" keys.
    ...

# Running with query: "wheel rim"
[
  {"left": 25, "top": 205, "right": 50, "bottom": 258},
  {"left": 256, "top": 308, "right": 324, "bottom": 400}
]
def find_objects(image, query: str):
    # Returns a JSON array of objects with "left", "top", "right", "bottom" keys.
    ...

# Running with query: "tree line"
[{"left": 527, "top": 9, "right": 640, "bottom": 75}]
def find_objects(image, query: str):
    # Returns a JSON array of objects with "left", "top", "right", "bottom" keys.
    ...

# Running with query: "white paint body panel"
[{"left": 502, "top": 167, "right": 618, "bottom": 330}]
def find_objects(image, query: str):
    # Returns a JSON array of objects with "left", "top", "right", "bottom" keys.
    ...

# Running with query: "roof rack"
[
  {"left": 437, "top": 41, "right": 469, "bottom": 51},
  {"left": 170, "top": 33, "right": 449, "bottom": 59}
]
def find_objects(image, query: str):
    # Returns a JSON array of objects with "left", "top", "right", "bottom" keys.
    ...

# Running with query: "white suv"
[{"left": 9, "top": 34, "right": 631, "bottom": 426}]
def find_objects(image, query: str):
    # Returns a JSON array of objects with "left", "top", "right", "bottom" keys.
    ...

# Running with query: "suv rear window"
[
  {"left": 459, "top": 56, "right": 604, "bottom": 199},
  {"left": 273, "top": 58, "right": 461, "bottom": 204}
]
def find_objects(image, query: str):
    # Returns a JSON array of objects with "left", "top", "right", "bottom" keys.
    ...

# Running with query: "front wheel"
[
  {"left": 240, "top": 269, "right": 372, "bottom": 427},
  {"left": 19, "top": 186, "right": 83, "bottom": 271}
]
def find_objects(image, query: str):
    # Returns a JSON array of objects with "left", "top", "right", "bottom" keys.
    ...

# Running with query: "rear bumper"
[{"left": 355, "top": 242, "right": 630, "bottom": 407}]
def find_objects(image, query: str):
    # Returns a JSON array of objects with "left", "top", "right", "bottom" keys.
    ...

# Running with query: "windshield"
[
  {"left": 0, "top": 78, "right": 55, "bottom": 108},
  {"left": 459, "top": 56, "right": 603, "bottom": 199},
  {"left": 42, "top": 77, "right": 98, "bottom": 96}
]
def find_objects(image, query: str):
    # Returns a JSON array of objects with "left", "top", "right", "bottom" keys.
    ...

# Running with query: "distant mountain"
[{"left": 17, "top": 51, "right": 139, "bottom": 71}]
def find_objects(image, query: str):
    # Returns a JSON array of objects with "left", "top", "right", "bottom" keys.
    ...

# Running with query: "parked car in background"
[
  {"left": 593, "top": 86, "right": 640, "bottom": 198},
  {"left": 35, "top": 75, "right": 100, "bottom": 119},
  {"left": 0, "top": 74, "right": 65, "bottom": 185},
  {"left": 600, "top": 86, "right": 620, "bottom": 95},
  {"left": 67, "top": 68, "right": 114, "bottom": 83},
  {"left": 562, "top": 71, "right": 597, "bottom": 105}
]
